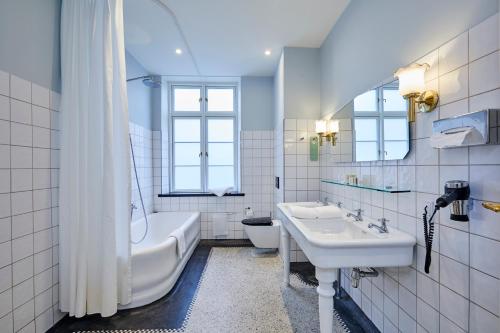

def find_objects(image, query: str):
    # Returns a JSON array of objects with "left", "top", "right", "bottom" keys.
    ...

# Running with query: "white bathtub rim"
[{"left": 131, "top": 212, "right": 200, "bottom": 257}]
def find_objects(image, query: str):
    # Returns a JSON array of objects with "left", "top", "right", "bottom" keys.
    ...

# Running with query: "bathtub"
[{"left": 120, "top": 211, "right": 201, "bottom": 309}]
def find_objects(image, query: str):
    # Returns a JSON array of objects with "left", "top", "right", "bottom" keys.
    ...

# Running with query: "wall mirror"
[{"left": 335, "top": 80, "right": 410, "bottom": 162}]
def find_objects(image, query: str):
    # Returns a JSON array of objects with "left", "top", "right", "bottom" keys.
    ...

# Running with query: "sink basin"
[
  {"left": 277, "top": 202, "right": 416, "bottom": 333},
  {"left": 278, "top": 202, "right": 416, "bottom": 268}
]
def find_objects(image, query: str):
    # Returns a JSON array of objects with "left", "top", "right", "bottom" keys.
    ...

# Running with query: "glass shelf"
[{"left": 320, "top": 179, "right": 411, "bottom": 193}]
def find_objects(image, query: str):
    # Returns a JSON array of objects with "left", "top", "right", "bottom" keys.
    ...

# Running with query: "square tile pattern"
[
  {"left": 0, "top": 71, "right": 64, "bottom": 332},
  {"left": 321, "top": 13, "right": 500, "bottom": 333}
]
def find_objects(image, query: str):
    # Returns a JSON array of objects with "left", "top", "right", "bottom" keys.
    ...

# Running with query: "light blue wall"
[
  {"left": 320, "top": 0, "right": 499, "bottom": 116},
  {"left": 283, "top": 47, "right": 320, "bottom": 119},
  {"left": 126, "top": 51, "right": 154, "bottom": 129},
  {"left": 0, "top": 0, "right": 61, "bottom": 91},
  {"left": 241, "top": 76, "right": 274, "bottom": 130}
]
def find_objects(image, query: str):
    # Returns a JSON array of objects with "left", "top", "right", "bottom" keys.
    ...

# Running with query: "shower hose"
[{"left": 129, "top": 134, "right": 149, "bottom": 244}]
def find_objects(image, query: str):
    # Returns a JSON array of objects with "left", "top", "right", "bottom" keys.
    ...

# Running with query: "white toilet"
[{"left": 242, "top": 218, "right": 281, "bottom": 249}]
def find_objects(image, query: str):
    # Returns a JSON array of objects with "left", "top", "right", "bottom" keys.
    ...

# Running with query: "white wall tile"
[
  {"left": 469, "top": 302, "right": 498, "bottom": 333},
  {"left": 31, "top": 84, "right": 49, "bottom": 109},
  {"left": 439, "top": 66, "right": 468, "bottom": 105},
  {"left": 10, "top": 100, "right": 31, "bottom": 125},
  {"left": 469, "top": 13, "right": 499, "bottom": 61},
  {"left": 470, "top": 268, "right": 499, "bottom": 315},
  {"left": 438, "top": 32, "right": 468, "bottom": 74},
  {"left": 0, "top": 120, "right": 10, "bottom": 144},
  {"left": 469, "top": 51, "right": 500, "bottom": 96},
  {"left": 0, "top": 70, "right": 9, "bottom": 97},
  {"left": 439, "top": 255, "right": 469, "bottom": 297},
  {"left": 10, "top": 123, "right": 32, "bottom": 147},
  {"left": 470, "top": 234, "right": 500, "bottom": 278},
  {"left": 439, "top": 225, "right": 469, "bottom": 265},
  {"left": 13, "top": 299, "right": 34, "bottom": 332},
  {"left": 10, "top": 75, "right": 31, "bottom": 103},
  {"left": 0, "top": 95, "right": 10, "bottom": 121},
  {"left": 439, "top": 285, "right": 469, "bottom": 330}
]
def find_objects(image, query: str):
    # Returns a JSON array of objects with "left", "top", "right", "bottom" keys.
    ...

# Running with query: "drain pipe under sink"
[{"left": 351, "top": 267, "right": 379, "bottom": 288}]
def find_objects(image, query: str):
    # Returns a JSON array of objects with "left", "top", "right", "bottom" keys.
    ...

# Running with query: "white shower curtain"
[{"left": 59, "top": 0, "right": 132, "bottom": 317}]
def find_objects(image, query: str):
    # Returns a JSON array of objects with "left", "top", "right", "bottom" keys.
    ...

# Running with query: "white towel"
[
  {"left": 288, "top": 206, "right": 319, "bottom": 219},
  {"left": 314, "top": 206, "right": 343, "bottom": 219},
  {"left": 170, "top": 228, "right": 186, "bottom": 258},
  {"left": 289, "top": 205, "right": 343, "bottom": 219},
  {"left": 209, "top": 186, "right": 233, "bottom": 197},
  {"left": 212, "top": 213, "right": 228, "bottom": 237}
]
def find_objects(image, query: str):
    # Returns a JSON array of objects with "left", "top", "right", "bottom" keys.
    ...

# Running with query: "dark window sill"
[{"left": 158, "top": 192, "right": 245, "bottom": 198}]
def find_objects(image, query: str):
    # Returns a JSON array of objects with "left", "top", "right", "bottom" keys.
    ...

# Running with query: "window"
[
  {"left": 169, "top": 84, "right": 238, "bottom": 192},
  {"left": 353, "top": 85, "right": 408, "bottom": 161}
]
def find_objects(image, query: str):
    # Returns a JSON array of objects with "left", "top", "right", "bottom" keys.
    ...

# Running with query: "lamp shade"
[
  {"left": 315, "top": 120, "right": 327, "bottom": 134},
  {"left": 328, "top": 119, "right": 339, "bottom": 133},
  {"left": 394, "top": 63, "right": 429, "bottom": 96}
]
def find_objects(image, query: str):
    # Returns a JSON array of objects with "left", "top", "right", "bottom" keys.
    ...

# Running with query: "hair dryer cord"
[{"left": 423, "top": 205, "right": 439, "bottom": 274}]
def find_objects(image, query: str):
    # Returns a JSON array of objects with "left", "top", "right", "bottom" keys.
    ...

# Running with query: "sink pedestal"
[
  {"left": 316, "top": 267, "right": 337, "bottom": 333},
  {"left": 282, "top": 225, "right": 338, "bottom": 333},
  {"left": 281, "top": 225, "right": 290, "bottom": 285}
]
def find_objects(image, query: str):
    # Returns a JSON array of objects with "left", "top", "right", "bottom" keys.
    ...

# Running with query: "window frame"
[
  {"left": 354, "top": 86, "right": 407, "bottom": 161},
  {"left": 168, "top": 83, "right": 239, "bottom": 193}
]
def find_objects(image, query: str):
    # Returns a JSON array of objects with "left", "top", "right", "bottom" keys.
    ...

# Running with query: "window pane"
[
  {"left": 384, "top": 141, "right": 409, "bottom": 160},
  {"left": 207, "top": 119, "right": 233, "bottom": 142},
  {"left": 208, "top": 166, "right": 234, "bottom": 189},
  {"left": 174, "top": 118, "right": 200, "bottom": 142},
  {"left": 354, "top": 118, "right": 378, "bottom": 141},
  {"left": 208, "top": 143, "right": 233, "bottom": 165},
  {"left": 356, "top": 142, "right": 378, "bottom": 161},
  {"left": 174, "top": 143, "right": 200, "bottom": 166},
  {"left": 174, "top": 87, "right": 200, "bottom": 112},
  {"left": 175, "top": 166, "right": 201, "bottom": 190},
  {"left": 207, "top": 88, "right": 234, "bottom": 112},
  {"left": 354, "top": 90, "right": 377, "bottom": 112},
  {"left": 384, "top": 118, "right": 408, "bottom": 140},
  {"left": 383, "top": 89, "right": 407, "bottom": 112}
]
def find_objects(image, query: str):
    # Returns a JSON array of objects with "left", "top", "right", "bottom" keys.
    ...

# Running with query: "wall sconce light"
[
  {"left": 315, "top": 119, "right": 339, "bottom": 146},
  {"left": 394, "top": 63, "right": 439, "bottom": 122}
]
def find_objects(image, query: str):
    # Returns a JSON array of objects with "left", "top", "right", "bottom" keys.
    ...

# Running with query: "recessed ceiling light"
[
  {"left": 175, "top": 48, "right": 182, "bottom": 55},
  {"left": 265, "top": 50, "right": 271, "bottom": 56}
]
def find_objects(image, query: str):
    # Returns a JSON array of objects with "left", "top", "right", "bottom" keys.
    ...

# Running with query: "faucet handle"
[
  {"left": 355, "top": 208, "right": 363, "bottom": 214},
  {"left": 336, "top": 201, "right": 342, "bottom": 208},
  {"left": 378, "top": 217, "right": 388, "bottom": 224}
]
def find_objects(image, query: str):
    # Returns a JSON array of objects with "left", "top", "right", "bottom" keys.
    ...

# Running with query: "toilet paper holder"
[{"left": 431, "top": 109, "right": 499, "bottom": 148}]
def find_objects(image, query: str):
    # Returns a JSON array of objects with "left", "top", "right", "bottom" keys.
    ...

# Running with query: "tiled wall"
[
  {"left": 283, "top": 119, "right": 320, "bottom": 203},
  {"left": 129, "top": 122, "right": 154, "bottom": 222},
  {"left": 154, "top": 130, "right": 275, "bottom": 239},
  {"left": 0, "top": 71, "right": 64, "bottom": 332},
  {"left": 320, "top": 13, "right": 500, "bottom": 333}
]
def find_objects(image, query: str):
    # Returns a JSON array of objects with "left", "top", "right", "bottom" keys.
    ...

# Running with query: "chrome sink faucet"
[
  {"left": 368, "top": 218, "right": 389, "bottom": 233},
  {"left": 347, "top": 209, "right": 363, "bottom": 222}
]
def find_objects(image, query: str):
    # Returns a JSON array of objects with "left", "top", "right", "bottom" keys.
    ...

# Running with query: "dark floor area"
[{"left": 50, "top": 240, "right": 378, "bottom": 333}]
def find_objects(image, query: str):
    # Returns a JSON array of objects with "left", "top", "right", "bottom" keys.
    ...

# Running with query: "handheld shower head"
[{"left": 142, "top": 76, "right": 161, "bottom": 88}]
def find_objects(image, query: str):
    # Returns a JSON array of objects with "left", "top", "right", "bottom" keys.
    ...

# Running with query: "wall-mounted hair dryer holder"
[{"left": 436, "top": 180, "right": 470, "bottom": 222}]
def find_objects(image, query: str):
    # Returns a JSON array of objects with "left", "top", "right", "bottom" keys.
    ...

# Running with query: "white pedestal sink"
[{"left": 278, "top": 202, "right": 416, "bottom": 333}]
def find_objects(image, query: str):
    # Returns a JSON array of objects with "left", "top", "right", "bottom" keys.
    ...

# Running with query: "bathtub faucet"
[{"left": 131, "top": 202, "right": 138, "bottom": 211}]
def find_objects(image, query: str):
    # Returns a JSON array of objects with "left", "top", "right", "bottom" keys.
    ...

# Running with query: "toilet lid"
[{"left": 241, "top": 217, "right": 273, "bottom": 226}]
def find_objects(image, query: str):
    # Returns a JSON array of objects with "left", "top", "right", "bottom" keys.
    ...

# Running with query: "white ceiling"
[{"left": 124, "top": 0, "right": 350, "bottom": 77}]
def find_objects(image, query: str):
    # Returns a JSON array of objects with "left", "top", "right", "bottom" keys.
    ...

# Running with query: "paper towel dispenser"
[{"left": 431, "top": 109, "right": 499, "bottom": 148}]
